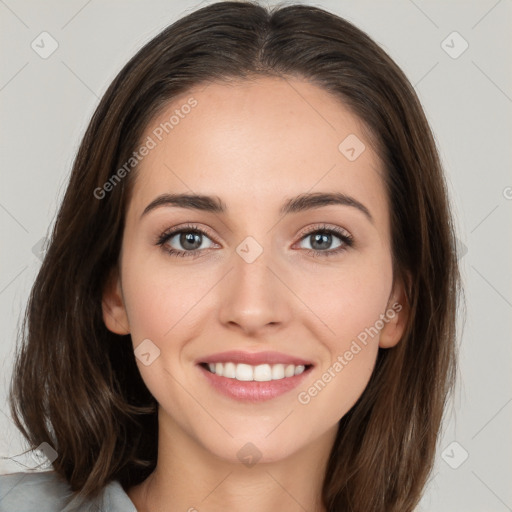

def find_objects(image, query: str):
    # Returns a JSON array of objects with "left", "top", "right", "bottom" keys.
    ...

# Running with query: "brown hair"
[{"left": 9, "top": 1, "right": 461, "bottom": 510}]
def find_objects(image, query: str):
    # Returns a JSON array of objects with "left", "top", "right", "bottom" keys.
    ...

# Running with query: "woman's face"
[{"left": 103, "top": 76, "right": 407, "bottom": 464}]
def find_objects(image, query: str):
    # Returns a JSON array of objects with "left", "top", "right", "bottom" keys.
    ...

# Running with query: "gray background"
[{"left": 1, "top": 0, "right": 511, "bottom": 510}]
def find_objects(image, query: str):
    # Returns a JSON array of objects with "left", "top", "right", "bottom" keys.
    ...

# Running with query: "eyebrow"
[{"left": 141, "top": 192, "right": 373, "bottom": 223}]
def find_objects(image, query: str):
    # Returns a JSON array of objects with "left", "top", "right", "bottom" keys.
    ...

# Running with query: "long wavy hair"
[{"left": 9, "top": 2, "right": 461, "bottom": 510}]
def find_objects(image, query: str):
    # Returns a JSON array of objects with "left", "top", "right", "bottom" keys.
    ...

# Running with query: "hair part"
[{"left": 10, "top": 2, "right": 460, "bottom": 511}]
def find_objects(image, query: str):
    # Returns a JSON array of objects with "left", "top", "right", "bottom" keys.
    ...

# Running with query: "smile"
[
  {"left": 197, "top": 358, "right": 314, "bottom": 402},
  {"left": 202, "top": 362, "right": 309, "bottom": 381}
]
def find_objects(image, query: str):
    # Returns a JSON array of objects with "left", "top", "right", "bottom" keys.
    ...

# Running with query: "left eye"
[{"left": 297, "top": 230, "right": 346, "bottom": 252}]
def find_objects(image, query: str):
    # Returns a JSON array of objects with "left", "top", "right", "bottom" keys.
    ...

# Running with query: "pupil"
[
  {"left": 312, "top": 232, "right": 331, "bottom": 250},
  {"left": 181, "top": 232, "right": 201, "bottom": 250}
]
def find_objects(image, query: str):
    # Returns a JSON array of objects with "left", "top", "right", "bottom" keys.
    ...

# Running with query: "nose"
[{"left": 217, "top": 242, "right": 292, "bottom": 336}]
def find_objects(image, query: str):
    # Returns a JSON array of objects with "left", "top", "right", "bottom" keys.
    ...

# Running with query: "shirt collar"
[{"left": 61, "top": 480, "right": 137, "bottom": 512}]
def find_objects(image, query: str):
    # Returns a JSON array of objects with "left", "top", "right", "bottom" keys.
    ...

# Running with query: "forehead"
[{"left": 128, "top": 76, "right": 387, "bottom": 219}]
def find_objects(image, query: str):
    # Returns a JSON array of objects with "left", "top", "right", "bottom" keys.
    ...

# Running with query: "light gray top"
[{"left": 0, "top": 471, "right": 137, "bottom": 512}]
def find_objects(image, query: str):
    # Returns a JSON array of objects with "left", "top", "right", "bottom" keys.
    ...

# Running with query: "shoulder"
[
  {"left": 0, "top": 471, "right": 138, "bottom": 512},
  {"left": 0, "top": 471, "right": 73, "bottom": 512}
]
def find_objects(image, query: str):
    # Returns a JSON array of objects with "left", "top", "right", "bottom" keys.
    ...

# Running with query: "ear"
[
  {"left": 102, "top": 267, "right": 130, "bottom": 335},
  {"left": 379, "top": 276, "right": 410, "bottom": 349}
]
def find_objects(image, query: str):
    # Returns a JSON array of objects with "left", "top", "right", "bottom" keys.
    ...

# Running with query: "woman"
[{"left": 1, "top": 1, "right": 460, "bottom": 511}]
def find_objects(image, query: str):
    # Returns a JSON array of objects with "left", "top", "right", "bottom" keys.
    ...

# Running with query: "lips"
[
  {"left": 196, "top": 350, "right": 314, "bottom": 402},
  {"left": 198, "top": 363, "right": 312, "bottom": 402}
]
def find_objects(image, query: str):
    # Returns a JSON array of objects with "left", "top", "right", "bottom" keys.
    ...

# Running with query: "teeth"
[
  {"left": 271, "top": 364, "right": 285, "bottom": 380},
  {"left": 205, "top": 362, "right": 307, "bottom": 381},
  {"left": 285, "top": 364, "right": 295, "bottom": 378},
  {"left": 224, "top": 362, "right": 236, "bottom": 378},
  {"left": 235, "top": 363, "right": 253, "bottom": 381}
]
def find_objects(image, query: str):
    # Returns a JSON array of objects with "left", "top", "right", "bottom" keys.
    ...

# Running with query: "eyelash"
[{"left": 156, "top": 223, "right": 354, "bottom": 258}]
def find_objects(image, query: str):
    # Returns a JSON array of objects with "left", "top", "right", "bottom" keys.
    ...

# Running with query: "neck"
[{"left": 127, "top": 408, "right": 335, "bottom": 512}]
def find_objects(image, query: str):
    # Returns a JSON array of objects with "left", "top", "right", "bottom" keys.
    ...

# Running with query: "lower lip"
[{"left": 198, "top": 364, "right": 313, "bottom": 402}]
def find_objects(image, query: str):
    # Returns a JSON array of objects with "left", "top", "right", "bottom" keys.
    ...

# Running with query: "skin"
[{"left": 103, "top": 76, "right": 408, "bottom": 512}]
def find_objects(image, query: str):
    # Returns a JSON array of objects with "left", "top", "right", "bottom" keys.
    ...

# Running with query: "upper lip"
[{"left": 198, "top": 350, "right": 313, "bottom": 366}]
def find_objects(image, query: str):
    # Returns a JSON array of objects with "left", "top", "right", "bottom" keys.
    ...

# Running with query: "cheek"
[
  {"left": 292, "top": 253, "right": 392, "bottom": 419},
  {"left": 121, "top": 252, "right": 209, "bottom": 342},
  {"left": 295, "top": 300, "right": 385, "bottom": 432},
  {"left": 295, "top": 251, "right": 393, "bottom": 348},
  {"left": 296, "top": 343, "right": 378, "bottom": 437},
  {"left": 119, "top": 256, "right": 211, "bottom": 413}
]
